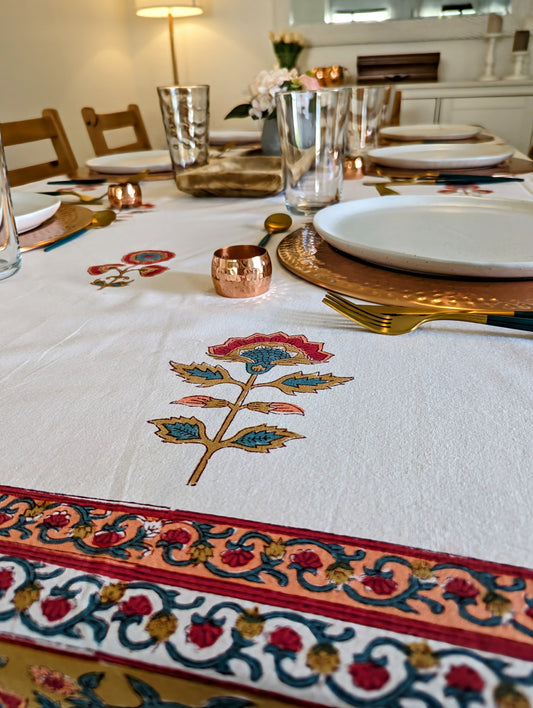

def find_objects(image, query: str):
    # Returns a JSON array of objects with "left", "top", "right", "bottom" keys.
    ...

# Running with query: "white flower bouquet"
[{"left": 225, "top": 68, "right": 319, "bottom": 121}]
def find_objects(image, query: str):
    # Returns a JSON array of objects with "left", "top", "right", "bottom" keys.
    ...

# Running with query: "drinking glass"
[
  {"left": 346, "top": 85, "right": 386, "bottom": 158},
  {"left": 0, "top": 134, "right": 21, "bottom": 281},
  {"left": 276, "top": 87, "right": 350, "bottom": 233},
  {"left": 157, "top": 85, "right": 210, "bottom": 181}
]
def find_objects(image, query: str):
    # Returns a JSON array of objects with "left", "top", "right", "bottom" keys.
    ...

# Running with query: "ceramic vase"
[{"left": 261, "top": 117, "right": 281, "bottom": 156}]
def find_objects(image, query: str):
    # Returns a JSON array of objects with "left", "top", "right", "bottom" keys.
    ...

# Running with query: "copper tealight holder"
[
  {"left": 212, "top": 245, "right": 272, "bottom": 298},
  {"left": 107, "top": 182, "right": 142, "bottom": 209},
  {"left": 311, "top": 66, "right": 345, "bottom": 87}
]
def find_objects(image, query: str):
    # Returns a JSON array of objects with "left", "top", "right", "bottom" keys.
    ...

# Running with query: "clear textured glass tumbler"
[
  {"left": 0, "top": 134, "right": 20, "bottom": 281},
  {"left": 346, "top": 85, "right": 386, "bottom": 158},
  {"left": 157, "top": 85, "right": 210, "bottom": 180},
  {"left": 276, "top": 87, "right": 350, "bottom": 224}
]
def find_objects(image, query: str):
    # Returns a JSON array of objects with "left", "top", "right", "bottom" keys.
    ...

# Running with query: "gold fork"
[
  {"left": 322, "top": 292, "right": 533, "bottom": 335},
  {"left": 323, "top": 291, "right": 533, "bottom": 318}
]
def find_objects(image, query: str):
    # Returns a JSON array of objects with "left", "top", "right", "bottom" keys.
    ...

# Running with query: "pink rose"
[{"left": 298, "top": 74, "right": 320, "bottom": 90}]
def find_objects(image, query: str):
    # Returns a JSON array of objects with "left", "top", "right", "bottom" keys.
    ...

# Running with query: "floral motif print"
[
  {"left": 28, "top": 665, "right": 77, "bottom": 696},
  {"left": 148, "top": 332, "right": 351, "bottom": 484},
  {"left": 88, "top": 250, "right": 175, "bottom": 289},
  {"left": 349, "top": 660, "right": 390, "bottom": 690},
  {"left": 0, "top": 484, "right": 528, "bottom": 705},
  {"left": 0, "top": 486, "right": 530, "bottom": 660},
  {"left": 149, "top": 333, "right": 352, "bottom": 484},
  {"left": 0, "top": 553, "right": 529, "bottom": 707}
]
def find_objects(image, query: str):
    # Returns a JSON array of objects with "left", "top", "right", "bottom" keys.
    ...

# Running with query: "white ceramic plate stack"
[
  {"left": 367, "top": 143, "right": 514, "bottom": 170},
  {"left": 379, "top": 123, "right": 482, "bottom": 141},
  {"left": 313, "top": 196, "right": 533, "bottom": 278}
]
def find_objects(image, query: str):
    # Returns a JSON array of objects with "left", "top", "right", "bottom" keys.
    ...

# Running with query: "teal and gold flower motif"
[
  {"left": 151, "top": 333, "right": 351, "bottom": 484},
  {"left": 88, "top": 250, "right": 175, "bottom": 289},
  {"left": 121, "top": 250, "right": 174, "bottom": 265},
  {"left": 208, "top": 333, "right": 333, "bottom": 374}
]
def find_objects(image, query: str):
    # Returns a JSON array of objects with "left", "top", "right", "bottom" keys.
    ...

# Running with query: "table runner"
[{"left": 1, "top": 171, "right": 532, "bottom": 705}]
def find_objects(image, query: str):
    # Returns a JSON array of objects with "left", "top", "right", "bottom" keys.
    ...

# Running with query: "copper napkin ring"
[
  {"left": 212, "top": 245, "right": 272, "bottom": 298},
  {"left": 107, "top": 182, "right": 142, "bottom": 209}
]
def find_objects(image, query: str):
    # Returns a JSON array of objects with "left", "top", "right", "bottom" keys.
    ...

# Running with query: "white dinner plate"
[
  {"left": 379, "top": 123, "right": 481, "bottom": 141},
  {"left": 12, "top": 192, "right": 61, "bottom": 234},
  {"left": 86, "top": 150, "right": 172, "bottom": 174},
  {"left": 367, "top": 143, "right": 514, "bottom": 170},
  {"left": 313, "top": 195, "right": 533, "bottom": 278}
]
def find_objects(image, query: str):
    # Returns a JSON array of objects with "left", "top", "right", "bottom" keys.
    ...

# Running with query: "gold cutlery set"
[{"left": 323, "top": 291, "right": 533, "bottom": 335}]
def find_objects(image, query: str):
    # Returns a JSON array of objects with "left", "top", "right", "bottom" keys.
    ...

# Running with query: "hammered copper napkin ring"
[
  {"left": 107, "top": 182, "right": 142, "bottom": 209},
  {"left": 212, "top": 245, "right": 272, "bottom": 298}
]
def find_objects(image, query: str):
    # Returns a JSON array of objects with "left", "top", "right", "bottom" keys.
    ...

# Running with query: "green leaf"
[
  {"left": 78, "top": 672, "right": 105, "bottom": 690},
  {"left": 224, "top": 104, "right": 252, "bottom": 120},
  {"left": 224, "top": 424, "right": 303, "bottom": 452},
  {"left": 149, "top": 416, "right": 208, "bottom": 444},
  {"left": 170, "top": 362, "right": 235, "bottom": 387},
  {"left": 265, "top": 371, "right": 353, "bottom": 395}
]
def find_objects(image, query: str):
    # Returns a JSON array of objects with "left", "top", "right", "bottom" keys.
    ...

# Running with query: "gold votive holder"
[
  {"left": 211, "top": 245, "right": 272, "bottom": 298},
  {"left": 107, "top": 182, "right": 142, "bottom": 209}
]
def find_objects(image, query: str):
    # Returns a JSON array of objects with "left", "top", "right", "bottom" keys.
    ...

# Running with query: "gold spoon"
[
  {"left": 39, "top": 189, "right": 108, "bottom": 203},
  {"left": 258, "top": 213, "right": 292, "bottom": 247},
  {"left": 44, "top": 210, "right": 116, "bottom": 251}
]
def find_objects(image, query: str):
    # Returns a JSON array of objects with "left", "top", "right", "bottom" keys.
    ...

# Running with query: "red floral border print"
[{"left": 0, "top": 485, "right": 531, "bottom": 663}]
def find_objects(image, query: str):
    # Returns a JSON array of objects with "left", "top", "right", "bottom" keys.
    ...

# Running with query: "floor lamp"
[{"left": 135, "top": 1, "right": 204, "bottom": 85}]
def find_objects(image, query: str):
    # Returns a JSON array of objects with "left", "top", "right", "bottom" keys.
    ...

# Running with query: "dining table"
[{"left": 1, "top": 136, "right": 533, "bottom": 707}]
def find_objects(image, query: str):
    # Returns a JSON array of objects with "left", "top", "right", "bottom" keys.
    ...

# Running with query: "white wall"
[
  {"left": 0, "top": 0, "right": 136, "bottom": 167},
  {"left": 0, "top": 0, "right": 532, "bottom": 168}
]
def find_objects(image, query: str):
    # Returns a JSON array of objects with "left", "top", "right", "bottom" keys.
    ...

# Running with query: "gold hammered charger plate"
[
  {"left": 277, "top": 229, "right": 533, "bottom": 311},
  {"left": 18, "top": 204, "right": 94, "bottom": 252}
]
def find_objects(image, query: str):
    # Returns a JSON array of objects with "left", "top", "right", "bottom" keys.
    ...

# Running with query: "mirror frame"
[{"left": 272, "top": 0, "right": 519, "bottom": 45}]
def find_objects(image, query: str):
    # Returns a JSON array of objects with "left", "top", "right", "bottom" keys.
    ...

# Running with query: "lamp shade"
[{"left": 135, "top": 0, "right": 203, "bottom": 18}]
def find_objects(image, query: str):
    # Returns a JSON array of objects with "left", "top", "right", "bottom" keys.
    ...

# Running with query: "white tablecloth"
[
  {"left": 4, "top": 173, "right": 532, "bottom": 567},
  {"left": 1, "top": 168, "right": 532, "bottom": 706}
]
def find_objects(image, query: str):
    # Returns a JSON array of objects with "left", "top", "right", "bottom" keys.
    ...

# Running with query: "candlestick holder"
[
  {"left": 478, "top": 33, "right": 502, "bottom": 81},
  {"left": 505, "top": 51, "right": 531, "bottom": 80}
]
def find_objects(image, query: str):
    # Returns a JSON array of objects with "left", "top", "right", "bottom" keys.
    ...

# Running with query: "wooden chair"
[
  {"left": 81, "top": 104, "right": 152, "bottom": 156},
  {"left": 0, "top": 109, "right": 78, "bottom": 186},
  {"left": 382, "top": 87, "right": 402, "bottom": 127}
]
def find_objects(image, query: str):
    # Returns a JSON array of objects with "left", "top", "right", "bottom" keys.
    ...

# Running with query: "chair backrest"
[
  {"left": 81, "top": 104, "right": 152, "bottom": 156},
  {"left": 1, "top": 109, "right": 78, "bottom": 186}
]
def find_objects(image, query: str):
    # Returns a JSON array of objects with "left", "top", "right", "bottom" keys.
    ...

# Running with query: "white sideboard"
[{"left": 398, "top": 80, "right": 533, "bottom": 153}]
